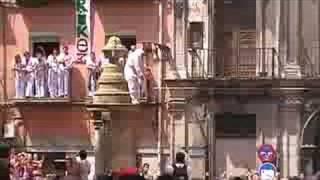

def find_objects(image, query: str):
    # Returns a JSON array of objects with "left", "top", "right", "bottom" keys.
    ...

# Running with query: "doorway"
[{"left": 32, "top": 42, "right": 60, "bottom": 57}]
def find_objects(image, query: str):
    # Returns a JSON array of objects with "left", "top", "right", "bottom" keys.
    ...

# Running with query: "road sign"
[
  {"left": 258, "top": 144, "right": 276, "bottom": 162},
  {"left": 259, "top": 162, "right": 277, "bottom": 180}
]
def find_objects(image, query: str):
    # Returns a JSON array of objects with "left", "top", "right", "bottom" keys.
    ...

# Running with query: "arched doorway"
[{"left": 300, "top": 108, "right": 320, "bottom": 175}]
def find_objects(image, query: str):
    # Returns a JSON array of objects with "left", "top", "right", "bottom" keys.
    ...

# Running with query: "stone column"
[
  {"left": 207, "top": 0, "right": 215, "bottom": 77},
  {"left": 92, "top": 111, "right": 111, "bottom": 178},
  {"left": 168, "top": 98, "right": 187, "bottom": 164},
  {"left": 279, "top": 92, "right": 304, "bottom": 179},
  {"left": 174, "top": 0, "right": 188, "bottom": 78},
  {"left": 282, "top": 0, "right": 302, "bottom": 78},
  {"left": 102, "top": 111, "right": 112, "bottom": 170},
  {"left": 256, "top": 0, "right": 281, "bottom": 77},
  {"left": 93, "top": 113, "right": 104, "bottom": 177},
  {"left": 207, "top": 111, "right": 216, "bottom": 180}
]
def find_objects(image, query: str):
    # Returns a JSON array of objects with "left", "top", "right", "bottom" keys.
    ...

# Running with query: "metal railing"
[
  {"left": 187, "top": 48, "right": 278, "bottom": 79},
  {"left": 300, "top": 47, "right": 320, "bottom": 77}
]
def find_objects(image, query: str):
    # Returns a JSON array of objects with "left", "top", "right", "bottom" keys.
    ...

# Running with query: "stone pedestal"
[
  {"left": 282, "top": 63, "right": 302, "bottom": 79},
  {"left": 279, "top": 92, "right": 304, "bottom": 178},
  {"left": 92, "top": 111, "right": 112, "bottom": 177}
]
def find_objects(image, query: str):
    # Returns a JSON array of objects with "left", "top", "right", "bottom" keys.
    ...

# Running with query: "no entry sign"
[{"left": 257, "top": 144, "right": 276, "bottom": 163}]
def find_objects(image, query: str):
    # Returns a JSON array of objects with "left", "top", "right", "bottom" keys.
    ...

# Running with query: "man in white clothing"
[
  {"left": 34, "top": 49, "right": 47, "bottom": 97},
  {"left": 78, "top": 150, "right": 91, "bottom": 180},
  {"left": 13, "top": 54, "right": 26, "bottom": 98},
  {"left": 124, "top": 48, "right": 145, "bottom": 104},
  {"left": 57, "top": 46, "right": 74, "bottom": 97},
  {"left": 86, "top": 52, "right": 101, "bottom": 96},
  {"left": 47, "top": 49, "right": 59, "bottom": 98},
  {"left": 22, "top": 51, "right": 37, "bottom": 98}
]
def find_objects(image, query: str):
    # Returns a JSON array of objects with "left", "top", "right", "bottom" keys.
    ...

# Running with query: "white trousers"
[
  {"left": 15, "top": 76, "right": 25, "bottom": 98},
  {"left": 88, "top": 71, "right": 97, "bottom": 96},
  {"left": 25, "top": 73, "right": 35, "bottom": 97},
  {"left": 58, "top": 68, "right": 70, "bottom": 97},
  {"left": 48, "top": 69, "right": 58, "bottom": 98},
  {"left": 127, "top": 78, "right": 141, "bottom": 102},
  {"left": 35, "top": 75, "right": 45, "bottom": 97}
]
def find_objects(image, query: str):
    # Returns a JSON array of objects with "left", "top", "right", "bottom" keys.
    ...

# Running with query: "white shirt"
[
  {"left": 14, "top": 63, "right": 25, "bottom": 79},
  {"left": 35, "top": 57, "right": 47, "bottom": 78},
  {"left": 22, "top": 57, "right": 38, "bottom": 75},
  {"left": 86, "top": 56, "right": 101, "bottom": 72},
  {"left": 124, "top": 49, "right": 144, "bottom": 81},
  {"left": 78, "top": 159, "right": 91, "bottom": 180},
  {"left": 58, "top": 52, "right": 74, "bottom": 69},
  {"left": 99, "top": 54, "right": 109, "bottom": 66},
  {"left": 47, "top": 55, "right": 59, "bottom": 73}
]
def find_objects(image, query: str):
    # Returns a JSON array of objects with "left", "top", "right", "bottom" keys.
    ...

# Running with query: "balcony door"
[{"left": 222, "top": 29, "right": 256, "bottom": 78}]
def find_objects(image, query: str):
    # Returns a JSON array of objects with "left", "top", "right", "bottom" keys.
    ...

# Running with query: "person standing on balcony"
[
  {"left": 47, "top": 48, "right": 59, "bottom": 98},
  {"left": 124, "top": 48, "right": 145, "bottom": 104},
  {"left": 57, "top": 46, "right": 74, "bottom": 97},
  {"left": 13, "top": 54, "right": 26, "bottom": 99},
  {"left": 86, "top": 52, "right": 102, "bottom": 96},
  {"left": 22, "top": 51, "right": 37, "bottom": 98},
  {"left": 35, "top": 48, "right": 47, "bottom": 98}
]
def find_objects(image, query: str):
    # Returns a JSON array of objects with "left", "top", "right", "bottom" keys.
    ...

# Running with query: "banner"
[{"left": 75, "top": 0, "right": 91, "bottom": 63}]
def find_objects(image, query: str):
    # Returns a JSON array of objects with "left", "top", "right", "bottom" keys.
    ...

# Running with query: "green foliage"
[{"left": 16, "top": 0, "right": 49, "bottom": 8}]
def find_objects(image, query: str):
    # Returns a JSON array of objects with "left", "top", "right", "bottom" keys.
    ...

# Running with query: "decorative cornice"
[{"left": 280, "top": 95, "right": 304, "bottom": 106}]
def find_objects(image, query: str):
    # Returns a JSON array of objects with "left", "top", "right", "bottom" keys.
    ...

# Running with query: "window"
[
  {"left": 188, "top": 22, "right": 204, "bottom": 49},
  {"left": 32, "top": 42, "right": 60, "bottom": 56},
  {"left": 215, "top": 113, "right": 256, "bottom": 137},
  {"left": 105, "top": 34, "right": 137, "bottom": 50},
  {"left": 30, "top": 35, "right": 60, "bottom": 56}
]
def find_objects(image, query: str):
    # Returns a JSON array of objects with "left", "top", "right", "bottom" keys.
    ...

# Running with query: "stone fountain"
[
  {"left": 93, "top": 36, "right": 130, "bottom": 104},
  {"left": 86, "top": 36, "right": 136, "bottom": 178}
]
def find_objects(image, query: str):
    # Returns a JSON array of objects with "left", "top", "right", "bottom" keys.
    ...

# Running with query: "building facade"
[{"left": 1, "top": 0, "right": 320, "bottom": 179}]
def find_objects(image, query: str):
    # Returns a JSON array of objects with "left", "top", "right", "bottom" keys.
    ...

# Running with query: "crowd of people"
[
  {"left": 13, "top": 46, "right": 104, "bottom": 99},
  {"left": 9, "top": 150, "right": 91, "bottom": 180},
  {"left": 9, "top": 151, "right": 45, "bottom": 180},
  {"left": 13, "top": 44, "right": 155, "bottom": 103}
]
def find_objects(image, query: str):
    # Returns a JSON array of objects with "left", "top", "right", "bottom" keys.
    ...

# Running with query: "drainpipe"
[
  {"left": 157, "top": 0, "right": 165, "bottom": 174},
  {"left": 1, "top": 5, "right": 8, "bottom": 137}
]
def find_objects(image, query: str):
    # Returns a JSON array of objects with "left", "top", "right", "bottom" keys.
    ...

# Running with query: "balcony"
[
  {"left": 187, "top": 48, "right": 279, "bottom": 79},
  {"left": 301, "top": 47, "right": 320, "bottom": 78}
]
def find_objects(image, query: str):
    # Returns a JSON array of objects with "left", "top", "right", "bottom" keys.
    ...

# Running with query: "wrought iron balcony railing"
[
  {"left": 186, "top": 48, "right": 280, "bottom": 79},
  {"left": 301, "top": 47, "right": 320, "bottom": 78}
]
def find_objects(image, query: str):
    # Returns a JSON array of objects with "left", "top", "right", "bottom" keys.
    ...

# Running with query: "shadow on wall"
[
  {"left": 21, "top": 106, "right": 92, "bottom": 148},
  {"left": 71, "top": 64, "right": 88, "bottom": 101},
  {"left": 6, "top": 9, "right": 19, "bottom": 46},
  {"left": 111, "top": 108, "right": 159, "bottom": 168}
]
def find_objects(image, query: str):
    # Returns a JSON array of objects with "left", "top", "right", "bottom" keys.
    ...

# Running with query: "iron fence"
[{"left": 301, "top": 47, "right": 320, "bottom": 77}]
